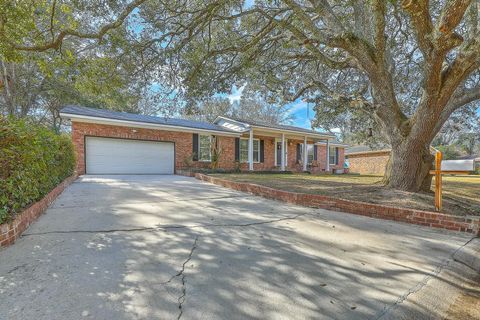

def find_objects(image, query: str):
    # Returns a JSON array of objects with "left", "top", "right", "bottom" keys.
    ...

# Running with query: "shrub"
[
  {"left": 0, "top": 117, "right": 75, "bottom": 224},
  {"left": 435, "top": 145, "right": 460, "bottom": 160}
]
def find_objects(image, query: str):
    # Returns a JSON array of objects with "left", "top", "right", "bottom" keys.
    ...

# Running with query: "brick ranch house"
[
  {"left": 345, "top": 145, "right": 391, "bottom": 175},
  {"left": 60, "top": 105, "right": 345, "bottom": 175}
]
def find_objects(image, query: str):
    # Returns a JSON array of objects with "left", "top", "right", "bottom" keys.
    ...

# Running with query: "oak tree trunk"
[{"left": 382, "top": 141, "right": 434, "bottom": 192}]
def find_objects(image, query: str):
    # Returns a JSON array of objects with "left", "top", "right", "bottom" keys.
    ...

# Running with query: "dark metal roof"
[
  {"left": 229, "top": 117, "right": 335, "bottom": 137},
  {"left": 60, "top": 105, "right": 237, "bottom": 133},
  {"left": 456, "top": 154, "right": 480, "bottom": 161}
]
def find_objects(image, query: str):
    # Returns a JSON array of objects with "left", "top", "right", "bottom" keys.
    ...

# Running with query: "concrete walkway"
[{"left": 0, "top": 175, "right": 477, "bottom": 320}]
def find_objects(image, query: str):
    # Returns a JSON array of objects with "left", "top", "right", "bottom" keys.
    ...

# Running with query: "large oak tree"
[
  {"left": 134, "top": 0, "right": 480, "bottom": 192},
  {"left": 2, "top": 1, "right": 479, "bottom": 191}
]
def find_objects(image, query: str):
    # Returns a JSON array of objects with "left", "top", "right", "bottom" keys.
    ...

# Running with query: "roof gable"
[{"left": 213, "top": 116, "right": 334, "bottom": 137}]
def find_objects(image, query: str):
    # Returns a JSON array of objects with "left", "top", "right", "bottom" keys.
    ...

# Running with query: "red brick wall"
[
  {"left": 238, "top": 135, "right": 277, "bottom": 171},
  {"left": 311, "top": 145, "right": 345, "bottom": 173},
  {"left": 71, "top": 122, "right": 345, "bottom": 174},
  {"left": 72, "top": 122, "right": 236, "bottom": 174},
  {"left": 196, "top": 174, "right": 480, "bottom": 235},
  {"left": 234, "top": 137, "right": 346, "bottom": 173},
  {"left": 347, "top": 151, "right": 390, "bottom": 175}
]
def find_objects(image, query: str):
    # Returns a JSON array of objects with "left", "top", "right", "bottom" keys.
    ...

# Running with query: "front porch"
[{"left": 237, "top": 128, "right": 338, "bottom": 173}]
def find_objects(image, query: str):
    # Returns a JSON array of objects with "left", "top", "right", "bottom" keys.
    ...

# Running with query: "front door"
[{"left": 275, "top": 140, "right": 287, "bottom": 167}]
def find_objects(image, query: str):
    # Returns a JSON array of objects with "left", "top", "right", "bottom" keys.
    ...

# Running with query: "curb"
[{"left": 453, "top": 237, "right": 480, "bottom": 272}]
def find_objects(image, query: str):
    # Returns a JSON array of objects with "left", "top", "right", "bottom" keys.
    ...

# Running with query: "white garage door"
[{"left": 85, "top": 137, "right": 174, "bottom": 174}]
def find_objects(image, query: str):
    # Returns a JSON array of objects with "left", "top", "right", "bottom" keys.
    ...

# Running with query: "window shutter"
[
  {"left": 335, "top": 147, "right": 339, "bottom": 165},
  {"left": 235, "top": 138, "right": 240, "bottom": 161},
  {"left": 192, "top": 133, "right": 199, "bottom": 161},
  {"left": 260, "top": 140, "right": 264, "bottom": 163},
  {"left": 313, "top": 145, "right": 318, "bottom": 161},
  {"left": 296, "top": 143, "right": 301, "bottom": 162}
]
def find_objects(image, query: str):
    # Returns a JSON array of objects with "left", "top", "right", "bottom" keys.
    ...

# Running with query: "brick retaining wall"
[
  {"left": 0, "top": 175, "right": 78, "bottom": 248},
  {"left": 195, "top": 174, "right": 480, "bottom": 235}
]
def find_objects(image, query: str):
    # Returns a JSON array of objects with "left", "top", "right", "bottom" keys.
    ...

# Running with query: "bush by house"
[{"left": 0, "top": 117, "right": 75, "bottom": 224}]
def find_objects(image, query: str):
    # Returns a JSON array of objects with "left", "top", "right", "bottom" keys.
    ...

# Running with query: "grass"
[{"left": 211, "top": 173, "right": 480, "bottom": 216}]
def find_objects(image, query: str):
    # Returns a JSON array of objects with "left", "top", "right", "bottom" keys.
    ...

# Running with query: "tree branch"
[
  {"left": 401, "top": 0, "right": 434, "bottom": 57},
  {"left": 433, "top": 85, "right": 480, "bottom": 134},
  {"left": 3, "top": 0, "right": 146, "bottom": 52},
  {"left": 438, "top": 0, "right": 472, "bottom": 34}
]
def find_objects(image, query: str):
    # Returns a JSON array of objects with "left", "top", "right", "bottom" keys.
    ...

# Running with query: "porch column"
[
  {"left": 303, "top": 136, "right": 308, "bottom": 171},
  {"left": 248, "top": 129, "right": 254, "bottom": 171},
  {"left": 326, "top": 139, "right": 330, "bottom": 172},
  {"left": 281, "top": 133, "right": 285, "bottom": 171}
]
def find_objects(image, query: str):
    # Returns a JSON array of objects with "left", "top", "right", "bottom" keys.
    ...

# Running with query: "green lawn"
[{"left": 211, "top": 173, "right": 480, "bottom": 216}]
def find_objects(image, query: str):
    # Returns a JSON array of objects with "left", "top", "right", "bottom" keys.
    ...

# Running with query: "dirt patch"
[{"left": 211, "top": 174, "right": 480, "bottom": 216}]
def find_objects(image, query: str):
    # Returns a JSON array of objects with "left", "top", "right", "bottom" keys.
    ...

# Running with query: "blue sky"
[{"left": 286, "top": 100, "right": 315, "bottom": 129}]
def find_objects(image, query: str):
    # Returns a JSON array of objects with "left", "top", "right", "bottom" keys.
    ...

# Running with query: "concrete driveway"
[{"left": 0, "top": 175, "right": 477, "bottom": 320}]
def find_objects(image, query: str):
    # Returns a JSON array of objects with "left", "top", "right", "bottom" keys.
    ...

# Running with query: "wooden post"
[{"left": 434, "top": 151, "right": 442, "bottom": 211}]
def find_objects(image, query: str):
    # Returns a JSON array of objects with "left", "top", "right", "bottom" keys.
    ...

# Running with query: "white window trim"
[
  {"left": 329, "top": 146, "right": 337, "bottom": 165},
  {"left": 300, "top": 143, "right": 315, "bottom": 164},
  {"left": 240, "top": 138, "right": 260, "bottom": 163},
  {"left": 198, "top": 134, "right": 212, "bottom": 162}
]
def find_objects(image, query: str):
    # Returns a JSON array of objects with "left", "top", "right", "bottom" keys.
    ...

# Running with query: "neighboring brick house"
[
  {"left": 60, "top": 106, "right": 345, "bottom": 175},
  {"left": 345, "top": 146, "right": 391, "bottom": 175}
]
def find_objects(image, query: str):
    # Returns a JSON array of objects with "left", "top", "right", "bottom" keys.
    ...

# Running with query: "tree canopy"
[
  {"left": 1, "top": 0, "right": 479, "bottom": 191},
  {"left": 184, "top": 88, "right": 295, "bottom": 124}
]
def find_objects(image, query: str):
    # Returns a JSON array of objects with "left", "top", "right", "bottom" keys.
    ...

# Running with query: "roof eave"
[
  {"left": 60, "top": 113, "right": 241, "bottom": 137},
  {"left": 345, "top": 149, "right": 392, "bottom": 156},
  {"left": 249, "top": 125, "right": 335, "bottom": 139},
  {"left": 316, "top": 142, "right": 349, "bottom": 147}
]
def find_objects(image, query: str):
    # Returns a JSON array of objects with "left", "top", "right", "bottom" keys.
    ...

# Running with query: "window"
[
  {"left": 329, "top": 146, "right": 337, "bottom": 165},
  {"left": 299, "top": 144, "right": 315, "bottom": 164},
  {"left": 307, "top": 145, "right": 315, "bottom": 164},
  {"left": 198, "top": 135, "right": 212, "bottom": 161},
  {"left": 240, "top": 138, "right": 260, "bottom": 163}
]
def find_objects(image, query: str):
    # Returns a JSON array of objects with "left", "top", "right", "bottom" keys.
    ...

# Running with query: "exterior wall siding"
[
  {"left": 347, "top": 151, "right": 390, "bottom": 175},
  {"left": 72, "top": 122, "right": 236, "bottom": 174},
  {"left": 238, "top": 135, "right": 276, "bottom": 171},
  {"left": 71, "top": 122, "right": 345, "bottom": 174}
]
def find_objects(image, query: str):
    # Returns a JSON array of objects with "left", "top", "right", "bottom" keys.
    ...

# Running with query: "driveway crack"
[
  {"left": 372, "top": 236, "right": 479, "bottom": 320},
  {"left": 175, "top": 235, "right": 199, "bottom": 320},
  {"left": 21, "top": 212, "right": 312, "bottom": 237}
]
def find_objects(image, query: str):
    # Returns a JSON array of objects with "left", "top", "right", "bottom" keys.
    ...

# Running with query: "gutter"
[{"left": 59, "top": 113, "right": 241, "bottom": 137}]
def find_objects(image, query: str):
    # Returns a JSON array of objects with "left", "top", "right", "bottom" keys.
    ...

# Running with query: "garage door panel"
[{"left": 86, "top": 137, "right": 174, "bottom": 174}]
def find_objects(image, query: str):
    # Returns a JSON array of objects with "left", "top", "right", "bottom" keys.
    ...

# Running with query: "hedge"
[{"left": 0, "top": 117, "right": 75, "bottom": 224}]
